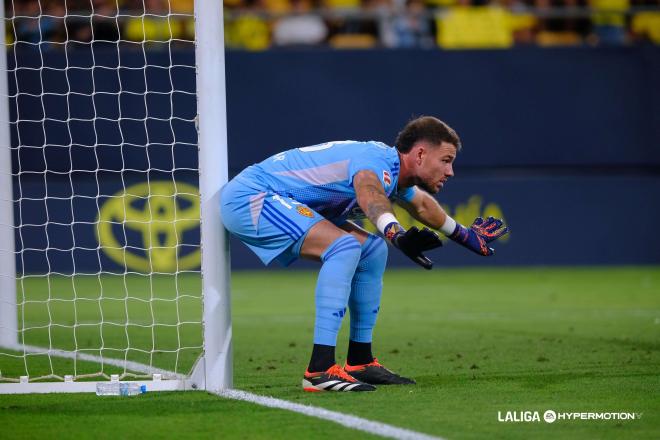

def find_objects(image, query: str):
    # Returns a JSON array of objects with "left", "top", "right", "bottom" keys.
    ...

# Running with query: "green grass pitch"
[{"left": 1, "top": 266, "right": 659, "bottom": 439}]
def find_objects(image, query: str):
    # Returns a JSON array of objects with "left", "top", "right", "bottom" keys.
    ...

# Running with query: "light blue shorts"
[{"left": 220, "top": 177, "right": 324, "bottom": 266}]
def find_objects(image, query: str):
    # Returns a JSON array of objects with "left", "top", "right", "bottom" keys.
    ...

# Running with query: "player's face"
[{"left": 415, "top": 142, "right": 457, "bottom": 194}]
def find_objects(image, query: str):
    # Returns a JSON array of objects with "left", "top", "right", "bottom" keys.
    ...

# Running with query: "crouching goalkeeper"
[{"left": 220, "top": 116, "right": 508, "bottom": 392}]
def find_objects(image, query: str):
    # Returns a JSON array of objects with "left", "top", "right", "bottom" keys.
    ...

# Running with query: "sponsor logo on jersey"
[
  {"left": 297, "top": 206, "right": 314, "bottom": 218},
  {"left": 383, "top": 170, "right": 392, "bottom": 186}
]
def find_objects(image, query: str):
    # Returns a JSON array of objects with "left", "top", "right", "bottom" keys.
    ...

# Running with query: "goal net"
[{"left": 0, "top": 0, "right": 230, "bottom": 393}]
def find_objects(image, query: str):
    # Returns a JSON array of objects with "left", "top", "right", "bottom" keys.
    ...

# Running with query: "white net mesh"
[{"left": 0, "top": 0, "right": 203, "bottom": 384}]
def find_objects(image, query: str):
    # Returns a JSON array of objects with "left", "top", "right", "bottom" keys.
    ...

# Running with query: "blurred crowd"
[{"left": 6, "top": 0, "right": 660, "bottom": 49}]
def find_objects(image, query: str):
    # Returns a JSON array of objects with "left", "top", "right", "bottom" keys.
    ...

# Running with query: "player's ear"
[{"left": 415, "top": 145, "right": 424, "bottom": 165}]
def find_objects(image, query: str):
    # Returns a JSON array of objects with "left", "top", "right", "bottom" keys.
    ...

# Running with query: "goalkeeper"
[{"left": 220, "top": 116, "right": 508, "bottom": 392}]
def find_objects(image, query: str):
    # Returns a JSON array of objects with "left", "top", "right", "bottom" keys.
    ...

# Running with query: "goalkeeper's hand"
[
  {"left": 449, "top": 216, "right": 509, "bottom": 256},
  {"left": 385, "top": 223, "right": 443, "bottom": 270}
]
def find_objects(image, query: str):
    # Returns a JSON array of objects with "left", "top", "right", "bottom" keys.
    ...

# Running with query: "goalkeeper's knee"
[{"left": 356, "top": 234, "right": 388, "bottom": 274}]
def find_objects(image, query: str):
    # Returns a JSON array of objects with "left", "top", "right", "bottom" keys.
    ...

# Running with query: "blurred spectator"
[
  {"left": 364, "top": 0, "right": 399, "bottom": 47},
  {"left": 533, "top": 0, "right": 590, "bottom": 45},
  {"left": 68, "top": 0, "right": 120, "bottom": 43},
  {"left": 324, "top": 0, "right": 362, "bottom": 10},
  {"left": 391, "top": 0, "right": 434, "bottom": 47},
  {"left": 123, "top": 0, "right": 185, "bottom": 44},
  {"left": 166, "top": 0, "right": 195, "bottom": 40},
  {"left": 11, "top": 0, "right": 61, "bottom": 46},
  {"left": 168, "top": 0, "right": 194, "bottom": 13},
  {"left": 263, "top": 0, "right": 294, "bottom": 14},
  {"left": 225, "top": 0, "right": 271, "bottom": 50},
  {"left": 436, "top": 0, "right": 521, "bottom": 49},
  {"left": 162, "top": 0, "right": 195, "bottom": 40},
  {"left": 589, "top": 0, "right": 629, "bottom": 44},
  {"left": 5, "top": 0, "right": 660, "bottom": 49},
  {"left": 224, "top": 0, "right": 247, "bottom": 9},
  {"left": 326, "top": 0, "right": 380, "bottom": 47},
  {"left": 272, "top": 0, "right": 329, "bottom": 46},
  {"left": 631, "top": 0, "right": 660, "bottom": 43},
  {"left": 424, "top": 0, "right": 459, "bottom": 9},
  {"left": 631, "top": 12, "right": 660, "bottom": 43},
  {"left": 498, "top": 0, "right": 537, "bottom": 44}
]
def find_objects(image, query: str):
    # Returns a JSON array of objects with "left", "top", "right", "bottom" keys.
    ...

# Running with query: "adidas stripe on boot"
[{"left": 302, "top": 364, "right": 376, "bottom": 392}]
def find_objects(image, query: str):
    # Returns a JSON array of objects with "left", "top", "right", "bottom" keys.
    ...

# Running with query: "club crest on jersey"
[
  {"left": 297, "top": 206, "right": 314, "bottom": 218},
  {"left": 383, "top": 170, "right": 392, "bottom": 186}
]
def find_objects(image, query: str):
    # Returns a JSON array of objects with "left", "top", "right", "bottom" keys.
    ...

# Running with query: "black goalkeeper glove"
[{"left": 385, "top": 224, "right": 443, "bottom": 270}]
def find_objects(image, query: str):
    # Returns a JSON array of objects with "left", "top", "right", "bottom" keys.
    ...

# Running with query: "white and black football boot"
[{"left": 302, "top": 364, "right": 376, "bottom": 392}]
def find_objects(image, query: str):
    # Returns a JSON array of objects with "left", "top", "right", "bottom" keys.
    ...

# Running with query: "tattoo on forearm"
[
  {"left": 365, "top": 198, "right": 391, "bottom": 223},
  {"left": 354, "top": 171, "right": 394, "bottom": 226}
]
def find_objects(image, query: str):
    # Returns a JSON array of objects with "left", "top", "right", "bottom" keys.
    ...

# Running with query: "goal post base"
[{"left": 0, "top": 343, "right": 208, "bottom": 393}]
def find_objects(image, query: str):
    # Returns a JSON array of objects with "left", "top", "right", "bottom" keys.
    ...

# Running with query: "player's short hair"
[{"left": 395, "top": 116, "right": 461, "bottom": 153}]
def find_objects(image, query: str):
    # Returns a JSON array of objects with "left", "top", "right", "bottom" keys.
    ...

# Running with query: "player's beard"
[{"left": 415, "top": 177, "right": 439, "bottom": 195}]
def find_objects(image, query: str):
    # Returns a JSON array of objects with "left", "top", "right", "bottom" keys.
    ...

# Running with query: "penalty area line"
[{"left": 217, "top": 389, "right": 445, "bottom": 440}]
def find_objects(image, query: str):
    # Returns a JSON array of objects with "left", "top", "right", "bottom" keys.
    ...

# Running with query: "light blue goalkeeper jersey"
[{"left": 233, "top": 140, "right": 416, "bottom": 224}]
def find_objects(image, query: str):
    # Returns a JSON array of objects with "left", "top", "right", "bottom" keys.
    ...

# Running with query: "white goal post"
[
  {"left": 0, "top": 0, "right": 231, "bottom": 394},
  {"left": 195, "top": 0, "right": 233, "bottom": 393}
]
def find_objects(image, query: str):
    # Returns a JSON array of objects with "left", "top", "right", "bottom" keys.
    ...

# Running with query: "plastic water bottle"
[{"left": 96, "top": 382, "right": 147, "bottom": 396}]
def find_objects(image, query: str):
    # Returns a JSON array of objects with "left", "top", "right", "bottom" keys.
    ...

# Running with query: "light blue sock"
[
  {"left": 349, "top": 234, "right": 388, "bottom": 343},
  {"left": 313, "top": 235, "right": 362, "bottom": 346}
]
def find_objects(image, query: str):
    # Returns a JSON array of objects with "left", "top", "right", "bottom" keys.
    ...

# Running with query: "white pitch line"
[
  {"left": 218, "top": 389, "right": 445, "bottom": 440},
  {"left": 5, "top": 343, "right": 186, "bottom": 379},
  {"left": 5, "top": 344, "right": 445, "bottom": 440}
]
